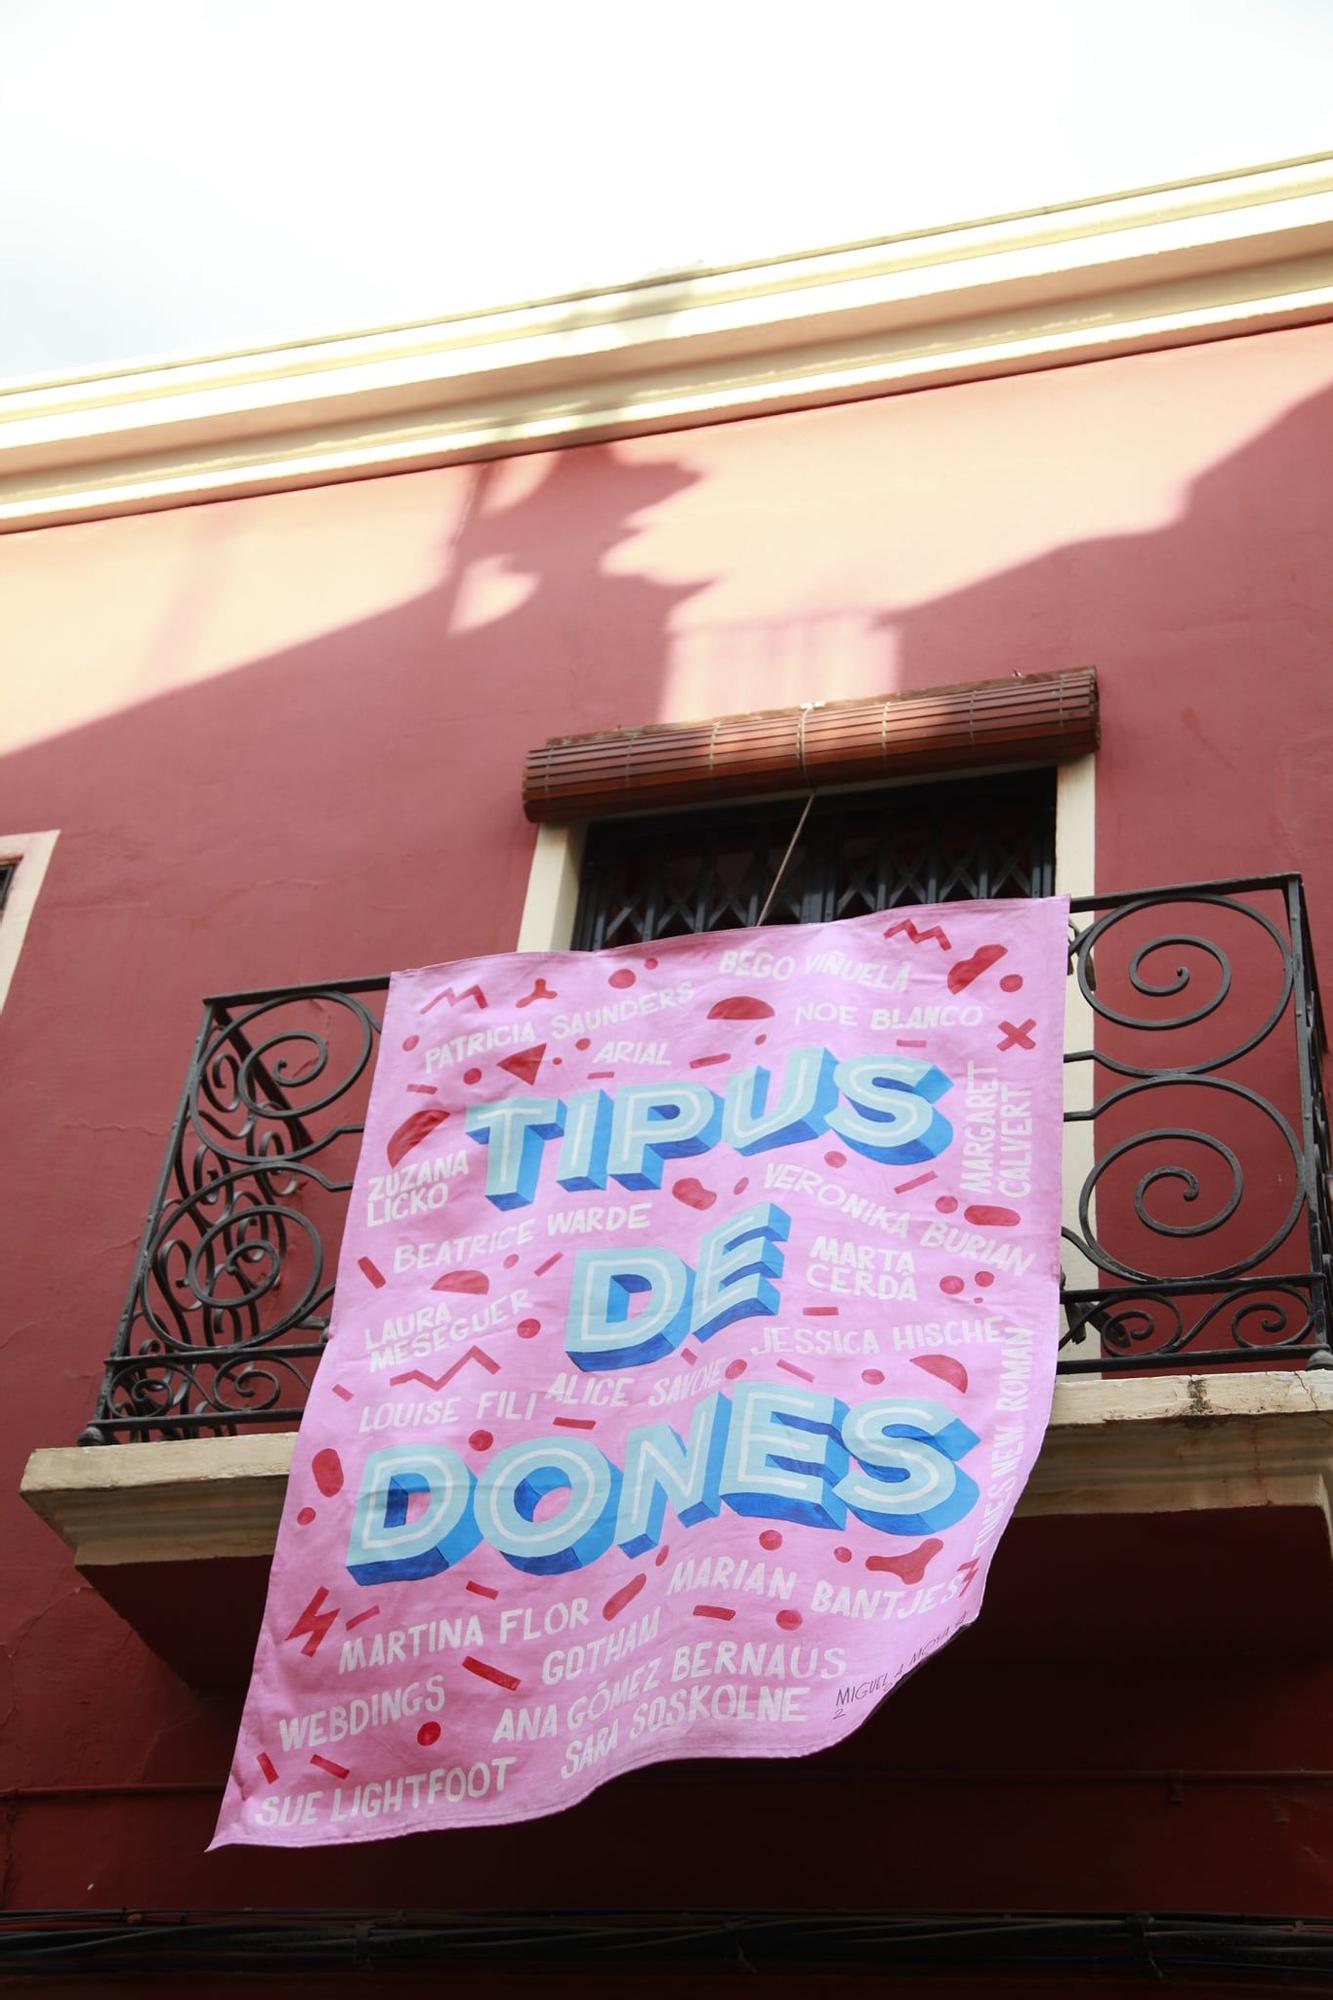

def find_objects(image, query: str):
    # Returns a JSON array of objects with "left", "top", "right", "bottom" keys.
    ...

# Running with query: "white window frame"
[{"left": 0, "top": 830, "right": 58, "bottom": 1016}]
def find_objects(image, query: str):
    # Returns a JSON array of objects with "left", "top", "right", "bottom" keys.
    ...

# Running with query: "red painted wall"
[{"left": 3, "top": 321, "right": 1333, "bottom": 1921}]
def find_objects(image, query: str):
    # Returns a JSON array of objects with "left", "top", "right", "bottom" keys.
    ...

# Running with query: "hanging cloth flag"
[{"left": 213, "top": 896, "right": 1068, "bottom": 1848}]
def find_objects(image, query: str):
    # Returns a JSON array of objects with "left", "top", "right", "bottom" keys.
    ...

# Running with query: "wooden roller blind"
[{"left": 523, "top": 667, "right": 1097, "bottom": 823}]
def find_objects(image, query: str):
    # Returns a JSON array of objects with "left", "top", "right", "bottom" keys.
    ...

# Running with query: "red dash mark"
[
  {"left": 725, "top": 1358, "right": 748, "bottom": 1380},
  {"left": 1000, "top": 972, "right": 1024, "bottom": 992},
  {"left": 417, "top": 1721, "right": 441, "bottom": 1747},
  {"left": 469, "top": 1429, "right": 494, "bottom": 1451},
  {"left": 608, "top": 968, "right": 636, "bottom": 989},
  {"left": 554, "top": 1416, "right": 597, "bottom": 1430},
  {"left": 689, "top": 1053, "right": 731, "bottom": 1069},
  {"left": 775, "top": 1609, "right": 803, "bottom": 1631},
  {"left": 861, "top": 1368, "right": 885, "bottom": 1386},
  {"left": 940, "top": 1275, "right": 966, "bottom": 1296},
  {"left": 777, "top": 1358, "right": 815, "bottom": 1383},
  {"left": 998, "top": 1018, "right": 1036, "bottom": 1052},
  {"left": 672, "top": 1177, "right": 716, "bottom": 1211},
  {"left": 955, "top": 1558, "right": 981, "bottom": 1594},
  {"left": 866, "top": 1538, "right": 943, "bottom": 1584},
  {"left": 948, "top": 942, "right": 1008, "bottom": 993},
  {"left": 331, "top": 1382, "right": 354, "bottom": 1402},
  {"left": 498, "top": 1043, "right": 546, "bottom": 1086},
  {"left": 420, "top": 982, "right": 487, "bottom": 1015},
  {"left": 733, "top": 1177, "right": 750, "bottom": 1194},
  {"left": 965, "top": 1203, "right": 1020, "bottom": 1227},
  {"left": 258, "top": 1753, "right": 279, "bottom": 1785},
  {"left": 655, "top": 1544, "right": 670, "bottom": 1567},
  {"left": 432, "top": 1268, "right": 490, "bottom": 1295},
  {"left": 296, "top": 1507, "right": 316, "bottom": 1526},
  {"left": 386, "top": 1105, "right": 449, "bottom": 1168},
  {"left": 803, "top": 1305, "right": 839, "bottom": 1317},
  {"left": 310, "top": 1754, "right": 350, "bottom": 1780},
  {"left": 516, "top": 977, "right": 557, "bottom": 1007},
  {"left": 834, "top": 1546, "right": 853, "bottom": 1564},
  {"left": 466, "top": 1580, "right": 499, "bottom": 1599},
  {"left": 883, "top": 917, "right": 951, "bottom": 950},
  {"left": 357, "top": 1256, "right": 386, "bottom": 1289},
  {"left": 517, "top": 1318, "right": 541, "bottom": 1339},
  {"left": 345, "top": 1605, "right": 381, "bottom": 1631},
  {"left": 312, "top": 1448, "right": 344, "bottom": 1497},
  {"left": 824, "top": 1150, "right": 846, "bottom": 1169},
  {"left": 912, "top": 1354, "right": 970, "bottom": 1394},
  {"left": 464, "top": 1066, "right": 482, "bottom": 1085},
  {"left": 707, "top": 995, "right": 775, "bottom": 1020},
  {"left": 681, "top": 1348, "right": 698, "bottom": 1366},
  {"left": 504, "top": 1252, "right": 519, "bottom": 1269},
  {"left": 389, "top": 1344, "right": 501, "bottom": 1392},
  {"left": 693, "top": 1604, "right": 736, "bottom": 1621},
  {"left": 286, "top": 1587, "right": 339, "bottom": 1657},
  {"left": 587, "top": 1070, "right": 616, "bottom": 1079},
  {"left": 402, "top": 1034, "right": 420, "bottom": 1052},
  {"left": 534, "top": 1252, "right": 563, "bottom": 1277},
  {"left": 463, "top": 1655, "right": 521, "bottom": 1693},
  {"left": 896, "top": 1038, "right": 928, "bottom": 1048},
  {"left": 894, "top": 1170, "right": 937, "bottom": 1194},
  {"left": 755, "top": 1034, "right": 767, "bottom": 1046},
  {"left": 759, "top": 1529, "right": 783, "bottom": 1551},
  {"left": 603, "top": 1573, "right": 647, "bottom": 1621},
  {"left": 406, "top": 1083, "right": 438, "bottom": 1094}
]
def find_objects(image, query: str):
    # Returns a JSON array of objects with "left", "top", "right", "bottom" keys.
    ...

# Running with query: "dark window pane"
[{"left": 572, "top": 771, "right": 1056, "bottom": 950}]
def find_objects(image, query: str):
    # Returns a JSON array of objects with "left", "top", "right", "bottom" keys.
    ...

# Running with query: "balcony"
[{"left": 22, "top": 875, "right": 1333, "bottom": 1682}]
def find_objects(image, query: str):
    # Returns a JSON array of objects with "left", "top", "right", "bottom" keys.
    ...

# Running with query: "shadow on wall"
[{"left": 1, "top": 368, "right": 1333, "bottom": 1911}]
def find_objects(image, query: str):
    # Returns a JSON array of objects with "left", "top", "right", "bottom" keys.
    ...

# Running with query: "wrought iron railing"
[{"left": 80, "top": 874, "right": 1333, "bottom": 1443}]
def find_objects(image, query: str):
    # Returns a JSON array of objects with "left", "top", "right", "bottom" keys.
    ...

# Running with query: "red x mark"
[{"left": 998, "top": 1018, "right": 1036, "bottom": 1051}]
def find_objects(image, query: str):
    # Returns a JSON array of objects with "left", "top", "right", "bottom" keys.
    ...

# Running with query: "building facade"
[{"left": 5, "top": 157, "right": 1333, "bottom": 1989}]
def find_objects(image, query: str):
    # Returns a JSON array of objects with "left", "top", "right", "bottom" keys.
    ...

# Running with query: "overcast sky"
[{"left": 2, "top": 0, "right": 1332, "bottom": 382}]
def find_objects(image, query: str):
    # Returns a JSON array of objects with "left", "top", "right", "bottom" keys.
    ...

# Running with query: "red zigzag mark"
[
  {"left": 389, "top": 1344, "right": 501, "bottom": 1392},
  {"left": 420, "top": 983, "right": 488, "bottom": 1015},
  {"left": 883, "top": 918, "right": 952, "bottom": 950},
  {"left": 285, "top": 1586, "right": 340, "bottom": 1658}
]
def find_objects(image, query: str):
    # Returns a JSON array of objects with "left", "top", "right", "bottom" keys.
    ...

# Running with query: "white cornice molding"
[
  {"left": 4, "top": 155, "right": 1333, "bottom": 533},
  {"left": 21, "top": 1372, "right": 1333, "bottom": 1570}
]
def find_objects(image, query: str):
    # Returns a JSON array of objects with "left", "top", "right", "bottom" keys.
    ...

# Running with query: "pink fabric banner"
[{"left": 213, "top": 897, "right": 1068, "bottom": 1848}]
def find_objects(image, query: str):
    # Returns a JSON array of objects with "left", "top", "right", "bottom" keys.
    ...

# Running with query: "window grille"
[{"left": 571, "top": 770, "right": 1056, "bottom": 952}]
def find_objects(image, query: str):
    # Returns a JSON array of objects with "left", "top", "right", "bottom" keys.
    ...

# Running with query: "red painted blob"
[
  {"left": 417, "top": 1721, "right": 441, "bottom": 1747},
  {"left": 576, "top": 1038, "right": 591, "bottom": 1051},
  {"left": 517, "top": 1319, "right": 541, "bottom": 1339},
  {"left": 469, "top": 1430, "right": 493, "bottom": 1451},
  {"left": 608, "top": 968, "right": 636, "bottom": 989},
  {"left": 296, "top": 1507, "right": 316, "bottom": 1526},
  {"left": 834, "top": 1546, "right": 853, "bottom": 1564},
  {"left": 1000, "top": 972, "right": 1024, "bottom": 992},
  {"left": 775, "top": 1609, "right": 803, "bottom": 1631},
  {"left": 463, "top": 1067, "right": 482, "bottom": 1085},
  {"left": 655, "top": 1545, "right": 671, "bottom": 1567},
  {"left": 940, "top": 1275, "right": 966, "bottom": 1296},
  {"left": 402, "top": 1034, "right": 420, "bottom": 1052},
  {"left": 759, "top": 1529, "right": 783, "bottom": 1552},
  {"left": 312, "top": 1448, "right": 344, "bottom": 1497},
  {"left": 976, "top": 1270, "right": 995, "bottom": 1287},
  {"left": 935, "top": 1195, "right": 959, "bottom": 1214},
  {"left": 504, "top": 1253, "right": 519, "bottom": 1268},
  {"left": 755, "top": 1033, "right": 767, "bottom": 1045},
  {"left": 824, "top": 1150, "right": 846, "bottom": 1168},
  {"left": 733, "top": 1177, "right": 749, "bottom": 1194},
  {"left": 724, "top": 1359, "right": 748, "bottom": 1380},
  {"left": 644, "top": 957, "right": 658, "bottom": 969},
  {"left": 861, "top": 1368, "right": 885, "bottom": 1386}
]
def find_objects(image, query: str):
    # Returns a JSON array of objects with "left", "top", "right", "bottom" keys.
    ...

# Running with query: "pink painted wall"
[{"left": 3, "top": 320, "right": 1333, "bottom": 1918}]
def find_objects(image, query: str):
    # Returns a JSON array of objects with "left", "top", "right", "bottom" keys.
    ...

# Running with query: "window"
[
  {"left": 571, "top": 770, "right": 1055, "bottom": 950},
  {"left": 0, "top": 831, "right": 59, "bottom": 1016}
]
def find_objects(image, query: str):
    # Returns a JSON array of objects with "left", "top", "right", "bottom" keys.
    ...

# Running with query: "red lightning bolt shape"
[
  {"left": 883, "top": 918, "right": 952, "bottom": 950},
  {"left": 285, "top": 1586, "right": 340, "bottom": 1657}
]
